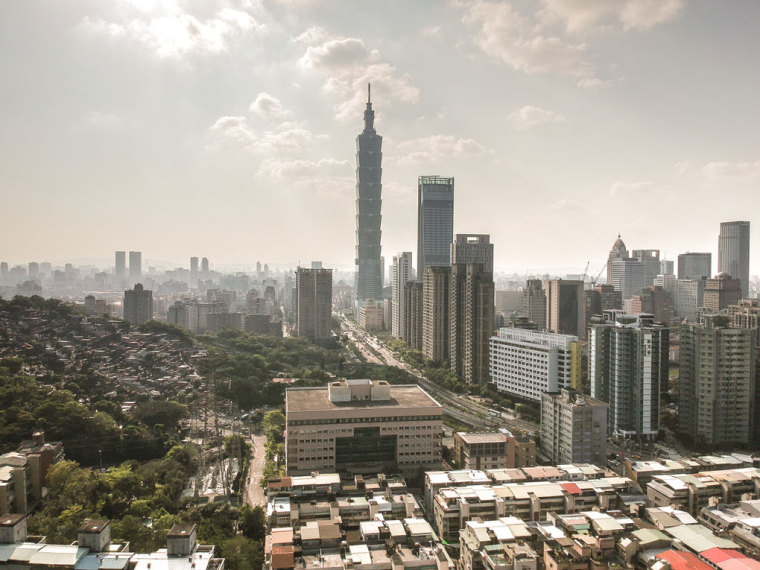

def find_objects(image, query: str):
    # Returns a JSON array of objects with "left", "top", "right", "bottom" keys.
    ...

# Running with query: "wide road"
[{"left": 340, "top": 315, "right": 540, "bottom": 435}]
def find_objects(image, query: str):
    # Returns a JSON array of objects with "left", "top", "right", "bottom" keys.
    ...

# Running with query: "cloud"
[
  {"left": 540, "top": 0, "right": 684, "bottom": 33},
  {"left": 249, "top": 93, "right": 292, "bottom": 120},
  {"left": 609, "top": 180, "right": 653, "bottom": 197},
  {"left": 84, "top": 111, "right": 123, "bottom": 127},
  {"left": 257, "top": 157, "right": 350, "bottom": 178},
  {"left": 393, "top": 134, "right": 488, "bottom": 165},
  {"left": 507, "top": 105, "right": 566, "bottom": 130},
  {"left": 699, "top": 160, "right": 760, "bottom": 185},
  {"left": 549, "top": 198, "right": 582, "bottom": 212},
  {"left": 456, "top": 0, "right": 683, "bottom": 86},
  {"left": 297, "top": 29, "right": 419, "bottom": 119},
  {"left": 80, "top": 2, "right": 262, "bottom": 58},
  {"left": 420, "top": 26, "right": 442, "bottom": 38}
]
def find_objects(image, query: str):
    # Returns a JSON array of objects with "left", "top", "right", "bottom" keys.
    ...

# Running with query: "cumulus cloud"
[
  {"left": 393, "top": 134, "right": 487, "bottom": 165},
  {"left": 700, "top": 160, "right": 760, "bottom": 185},
  {"left": 420, "top": 26, "right": 442, "bottom": 38},
  {"left": 249, "top": 92, "right": 292, "bottom": 120},
  {"left": 609, "top": 180, "right": 653, "bottom": 197},
  {"left": 507, "top": 105, "right": 566, "bottom": 130},
  {"left": 296, "top": 28, "right": 419, "bottom": 120},
  {"left": 549, "top": 198, "right": 582, "bottom": 212},
  {"left": 456, "top": 0, "right": 683, "bottom": 86},
  {"left": 80, "top": 2, "right": 262, "bottom": 58},
  {"left": 540, "top": 0, "right": 684, "bottom": 33}
]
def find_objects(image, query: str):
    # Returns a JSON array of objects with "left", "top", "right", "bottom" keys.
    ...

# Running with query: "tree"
[
  {"left": 218, "top": 536, "right": 263, "bottom": 570},
  {"left": 239, "top": 505, "right": 267, "bottom": 542}
]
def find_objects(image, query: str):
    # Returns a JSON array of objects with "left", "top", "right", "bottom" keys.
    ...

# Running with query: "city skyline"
[{"left": 2, "top": 1, "right": 760, "bottom": 273}]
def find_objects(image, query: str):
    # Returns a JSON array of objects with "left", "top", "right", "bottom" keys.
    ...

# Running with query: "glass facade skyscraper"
[
  {"left": 354, "top": 85, "right": 383, "bottom": 308},
  {"left": 718, "top": 220, "right": 750, "bottom": 297},
  {"left": 417, "top": 176, "right": 454, "bottom": 277}
]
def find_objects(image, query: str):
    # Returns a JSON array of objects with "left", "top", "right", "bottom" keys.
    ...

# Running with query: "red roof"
[
  {"left": 560, "top": 482, "right": 582, "bottom": 495},
  {"left": 719, "top": 559, "right": 760, "bottom": 570},
  {"left": 657, "top": 550, "right": 713, "bottom": 570},
  {"left": 702, "top": 549, "right": 745, "bottom": 565},
  {"left": 271, "top": 545, "right": 295, "bottom": 569}
]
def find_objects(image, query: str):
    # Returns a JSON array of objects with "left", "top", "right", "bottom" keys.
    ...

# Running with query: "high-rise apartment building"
[
  {"left": 718, "top": 221, "right": 750, "bottom": 298},
  {"left": 490, "top": 328, "right": 581, "bottom": 402},
  {"left": 521, "top": 279, "right": 546, "bottom": 330},
  {"left": 679, "top": 315, "right": 756, "bottom": 446},
  {"left": 417, "top": 176, "right": 454, "bottom": 277},
  {"left": 114, "top": 251, "right": 126, "bottom": 278},
  {"left": 728, "top": 299, "right": 760, "bottom": 347},
  {"left": 450, "top": 263, "right": 494, "bottom": 384},
  {"left": 295, "top": 266, "right": 333, "bottom": 340},
  {"left": 128, "top": 251, "right": 142, "bottom": 280},
  {"left": 540, "top": 390, "right": 607, "bottom": 466},
  {"left": 404, "top": 281, "right": 423, "bottom": 349},
  {"left": 589, "top": 313, "right": 668, "bottom": 439},
  {"left": 677, "top": 252, "right": 711, "bottom": 280},
  {"left": 391, "top": 252, "right": 413, "bottom": 339},
  {"left": 703, "top": 273, "right": 742, "bottom": 313},
  {"left": 354, "top": 85, "right": 384, "bottom": 310},
  {"left": 660, "top": 259, "right": 674, "bottom": 276},
  {"left": 422, "top": 266, "right": 451, "bottom": 364},
  {"left": 669, "top": 278, "right": 705, "bottom": 322},
  {"left": 632, "top": 249, "right": 661, "bottom": 287},
  {"left": 123, "top": 283, "right": 153, "bottom": 324},
  {"left": 450, "top": 234, "right": 493, "bottom": 274},
  {"left": 628, "top": 286, "right": 675, "bottom": 325},
  {"left": 545, "top": 279, "right": 585, "bottom": 338}
]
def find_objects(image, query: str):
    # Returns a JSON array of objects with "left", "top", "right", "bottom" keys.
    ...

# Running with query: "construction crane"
[
  {"left": 581, "top": 261, "right": 590, "bottom": 283},
  {"left": 591, "top": 262, "right": 607, "bottom": 286}
]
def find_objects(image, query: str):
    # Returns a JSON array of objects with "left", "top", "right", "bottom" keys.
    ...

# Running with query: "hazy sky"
[{"left": 2, "top": 0, "right": 759, "bottom": 275}]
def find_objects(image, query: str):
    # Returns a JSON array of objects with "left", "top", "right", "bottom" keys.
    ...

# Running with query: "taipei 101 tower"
[{"left": 354, "top": 84, "right": 383, "bottom": 315}]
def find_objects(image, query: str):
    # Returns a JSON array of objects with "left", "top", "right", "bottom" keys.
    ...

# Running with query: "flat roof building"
[{"left": 285, "top": 380, "right": 443, "bottom": 476}]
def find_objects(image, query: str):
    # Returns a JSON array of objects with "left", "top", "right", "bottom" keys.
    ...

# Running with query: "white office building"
[{"left": 489, "top": 328, "right": 581, "bottom": 403}]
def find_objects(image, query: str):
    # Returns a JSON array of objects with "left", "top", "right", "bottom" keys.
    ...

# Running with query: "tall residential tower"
[{"left": 354, "top": 85, "right": 383, "bottom": 313}]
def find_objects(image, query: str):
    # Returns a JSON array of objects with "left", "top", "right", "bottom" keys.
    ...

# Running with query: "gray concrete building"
[
  {"left": 678, "top": 252, "right": 712, "bottom": 280},
  {"left": 123, "top": 283, "right": 153, "bottom": 324},
  {"left": 719, "top": 221, "right": 750, "bottom": 298},
  {"left": 417, "top": 176, "right": 454, "bottom": 277},
  {"left": 540, "top": 389, "right": 607, "bottom": 466}
]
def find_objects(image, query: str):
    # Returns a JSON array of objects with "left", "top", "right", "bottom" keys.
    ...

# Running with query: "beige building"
[
  {"left": 453, "top": 432, "right": 507, "bottom": 471},
  {"left": 540, "top": 390, "right": 607, "bottom": 467},
  {"left": 422, "top": 266, "right": 450, "bottom": 364},
  {"left": 404, "top": 280, "right": 423, "bottom": 349},
  {"left": 544, "top": 280, "right": 585, "bottom": 339},
  {"left": 359, "top": 299, "right": 384, "bottom": 331},
  {"left": 295, "top": 266, "right": 333, "bottom": 340},
  {"left": 285, "top": 380, "right": 443, "bottom": 476}
]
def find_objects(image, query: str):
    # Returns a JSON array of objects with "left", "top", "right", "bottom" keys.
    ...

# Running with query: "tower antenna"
[{"left": 368, "top": 83, "right": 371, "bottom": 104}]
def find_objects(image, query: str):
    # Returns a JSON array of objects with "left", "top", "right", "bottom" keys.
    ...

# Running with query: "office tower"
[
  {"left": 190, "top": 257, "right": 199, "bottom": 283},
  {"left": 422, "top": 266, "right": 451, "bottom": 363},
  {"left": 545, "top": 279, "right": 585, "bottom": 338},
  {"left": 660, "top": 259, "right": 674, "bottom": 276},
  {"left": 380, "top": 256, "right": 385, "bottom": 286},
  {"left": 521, "top": 279, "right": 546, "bottom": 330},
  {"left": 719, "top": 221, "right": 750, "bottom": 297},
  {"left": 703, "top": 273, "right": 742, "bottom": 313},
  {"left": 490, "top": 328, "right": 581, "bottom": 403},
  {"left": 114, "top": 251, "right": 126, "bottom": 278},
  {"left": 450, "top": 263, "right": 494, "bottom": 384},
  {"left": 670, "top": 278, "right": 705, "bottom": 322},
  {"left": 201, "top": 257, "right": 209, "bottom": 276},
  {"left": 628, "top": 286, "right": 675, "bottom": 325},
  {"left": 679, "top": 315, "right": 756, "bottom": 446},
  {"left": 27, "top": 262, "right": 39, "bottom": 278},
  {"left": 391, "top": 252, "right": 413, "bottom": 338},
  {"left": 285, "top": 380, "right": 442, "bottom": 476},
  {"left": 610, "top": 257, "right": 646, "bottom": 300},
  {"left": 450, "top": 234, "right": 494, "bottom": 274},
  {"left": 541, "top": 390, "right": 607, "bottom": 466},
  {"left": 632, "top": 249, "right": 660, "bottom": 287},
  {"left": 123, "top": 283, "right": 153, "bottom": 324},
  {"left": 295, "top": 266, "right": 333, "bottom": 340},
  {"left": 358, "top": 299, "right": 384, "bottom": 332},
  {"left": 417, "top": 175, "right": 454, "bottom": 277},
  {"left": 128, "top": 251, "right": 142, "bottom": 280},
  {"left": 404, "top": 280, "right": 423, "bottom": 349},
  {"left": 677, "top": 252, "right": 712, "bottom": 280},
  {"left": 354, "top": 84, "right": 384, "bottom": 311},
  {"left": 606, "top": 234, "right": 628, "bottom": 284},
  {"left": 589, "top": 314, "right": 668, "bottom": 439}
]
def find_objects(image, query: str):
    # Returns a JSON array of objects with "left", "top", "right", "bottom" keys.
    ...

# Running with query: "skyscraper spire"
[{"left": 363, "top": 82, "right": 375, "bottom": 133}]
